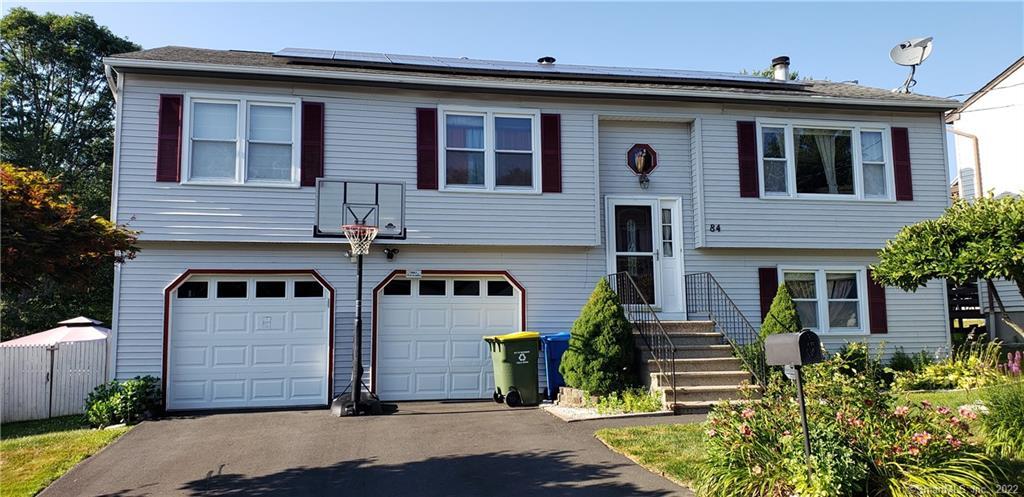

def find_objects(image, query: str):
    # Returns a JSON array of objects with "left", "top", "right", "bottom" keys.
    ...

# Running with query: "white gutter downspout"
[
  {"left": 104, "top": 62, "right": 123, "bottom": 380},
  {"left": 948, "top": 128, "right": 983, "bottom": 198}
]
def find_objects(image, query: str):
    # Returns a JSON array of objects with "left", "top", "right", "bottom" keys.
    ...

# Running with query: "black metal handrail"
[
  {"left": 684, "top": 272, "right": 772, "bottom": 385},
  {"left": 606, "top": 272, "right": 677, "bottom": 405}
]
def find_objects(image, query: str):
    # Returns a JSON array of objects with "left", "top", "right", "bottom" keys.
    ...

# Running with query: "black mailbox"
[{"left": 764, "top": 330, "right": 824, "bottom": 366}]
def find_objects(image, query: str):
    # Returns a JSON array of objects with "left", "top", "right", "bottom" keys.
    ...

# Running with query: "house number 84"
[{"left": 709, "top": 224, "right": 722, "bottom": 232}]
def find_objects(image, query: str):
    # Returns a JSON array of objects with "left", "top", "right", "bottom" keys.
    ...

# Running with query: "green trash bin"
[{"left": 484, "top": 331, "right": 541, "bottom": 407}]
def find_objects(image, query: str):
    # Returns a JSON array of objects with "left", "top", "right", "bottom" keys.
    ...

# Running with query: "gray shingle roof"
[{"left": 106, "top": 46, "right": 959, "bottom": 110}]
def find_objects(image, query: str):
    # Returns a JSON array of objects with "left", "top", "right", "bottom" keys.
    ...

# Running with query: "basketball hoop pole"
[
  {"left": 351, "top": 250, "right": 364, "bottom": 415},
  {"left": 336, "top": 224, "right": 378, "bottom": 416}
]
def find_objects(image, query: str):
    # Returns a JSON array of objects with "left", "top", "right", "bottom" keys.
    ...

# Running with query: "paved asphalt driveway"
[{"left": 43, "top": 402, "right": 699, "bottom": 497}]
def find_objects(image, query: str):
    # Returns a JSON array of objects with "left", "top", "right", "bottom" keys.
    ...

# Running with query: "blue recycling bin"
[{"left": 541, "top": 332, "right": 572, "bottom": 400}]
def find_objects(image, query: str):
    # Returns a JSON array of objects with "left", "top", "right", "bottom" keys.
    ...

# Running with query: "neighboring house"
[
  {"left": 946, "top": 57, "right": 1024, "bottom": 343},
  {"left": 103, "top": 47, "right": 958, "bottom": 411}
]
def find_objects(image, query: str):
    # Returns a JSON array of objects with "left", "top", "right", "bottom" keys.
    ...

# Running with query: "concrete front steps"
[{"left": 635, "top": 321, "right": 760, "bottom": 413}]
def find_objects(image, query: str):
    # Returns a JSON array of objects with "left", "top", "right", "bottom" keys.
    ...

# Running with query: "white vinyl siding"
[
  {"left": 698, "top": 113, "right": 950, "bottom": 249},
  {"left": 115, "top": 75, "right": 595, "bottom": 246},
  {"left": 683, "top": 249, "right": 949, "bottom": 357}
]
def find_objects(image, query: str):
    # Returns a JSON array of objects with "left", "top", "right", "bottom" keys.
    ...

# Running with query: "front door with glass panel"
[{"left": 608, "top": 199, "right": 661, "bottom": 307}]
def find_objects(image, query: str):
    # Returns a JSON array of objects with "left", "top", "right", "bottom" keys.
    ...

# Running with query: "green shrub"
[
  {"left": 559, "top": 278, "right": 635, "bottom": 396},
  {"left": 85, "top": 376, "right": 161, "bottom": 427},
  {"left": 833, "top": 341, "right": 887, "bottom": 384},
  {"left": 979, "top": 381, "right": 1024, "bottom": 460},
  {"left": 888, "top": 347, "right": 934, "bottom": 374},
  {"left": 591, "top": 388, "right": 662, "bottom": 415},
  {"left": 697, "top": 352, "right": 1000, "bottom": 497},
  {"left": 891, "top": 340, "right": 1007, "bottom": 391},
  {"left": 759, "top": 283, "right": 801, "bottom": 339}
]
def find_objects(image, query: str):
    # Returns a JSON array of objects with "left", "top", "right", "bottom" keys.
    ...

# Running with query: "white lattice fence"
[{"left": 1, "top": 340, "right": 107, "bottom": 422}]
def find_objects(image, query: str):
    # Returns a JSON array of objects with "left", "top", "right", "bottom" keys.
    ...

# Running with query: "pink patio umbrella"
[{"left": 1, "top": 317, "right": 109, "bottom": 346}]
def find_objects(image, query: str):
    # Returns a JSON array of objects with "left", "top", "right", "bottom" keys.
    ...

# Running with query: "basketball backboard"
[{"left": 314, "top": 179, "right": 406, "bottom": 239}]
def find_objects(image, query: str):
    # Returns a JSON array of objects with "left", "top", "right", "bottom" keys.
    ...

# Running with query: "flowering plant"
[{"left": 697, "top": 351, "right": 999, "bottom": 497}]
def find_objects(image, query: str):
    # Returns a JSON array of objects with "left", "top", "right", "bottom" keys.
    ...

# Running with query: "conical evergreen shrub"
[
  {"left": 759, "top": 283, "right": 802, "bottom": 339},
  {"left": 559, "top": 278, "right": 636, "bottom": 395}
]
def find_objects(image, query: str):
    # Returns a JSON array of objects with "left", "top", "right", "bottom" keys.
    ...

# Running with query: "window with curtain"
[
  {"left": 783, "top": 268, "right": 865, "bottom": 332},
  {"left": 794, "top": 128, "right": 853, "bottom": 195},
  {"left": 757, "top": 121, "right": 892, "bottom": 200},
  {"left": 185, "top": 94, "right": 299, "bottom": 186},
  {"left": 440, "top": 108, "right": 539, "bottom": 192},
  {"left": 445, "top": 114, "right": 485, "bottom": 186},
  {"left": 784, "top": 272, "right": 819, "bottom": 330}
]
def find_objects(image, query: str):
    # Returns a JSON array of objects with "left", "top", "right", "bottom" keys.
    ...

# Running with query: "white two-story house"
[{"left": 103, "top": 47, "right": 959, "bottom": 411}]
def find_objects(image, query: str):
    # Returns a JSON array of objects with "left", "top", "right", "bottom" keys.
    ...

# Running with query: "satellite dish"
[{"left": 890, "top": 37, "right": 933, "bottom": 93}]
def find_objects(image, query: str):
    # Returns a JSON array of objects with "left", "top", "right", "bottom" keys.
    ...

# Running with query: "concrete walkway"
[{"left": 42, "top": 401, "right": 700, "bottom": 496}]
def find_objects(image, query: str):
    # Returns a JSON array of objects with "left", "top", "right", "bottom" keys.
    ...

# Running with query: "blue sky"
[{"left": 8, "top": 1, "right": 1024, "bottom": 173}]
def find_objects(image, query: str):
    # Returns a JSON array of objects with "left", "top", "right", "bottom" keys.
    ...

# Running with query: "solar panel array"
[{"left": 273, "top": 48, "right": 802, "bottom": 87}]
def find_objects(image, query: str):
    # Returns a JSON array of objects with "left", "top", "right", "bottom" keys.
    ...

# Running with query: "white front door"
[
  {"left": 607, "top": 198, "right": 662, "bottom": 307},
  {"left": 167, "top": 275, "right": 331, "bottom": 410},
  {"left": 376, "top": 276, "right": 521, "bottom": 401}
]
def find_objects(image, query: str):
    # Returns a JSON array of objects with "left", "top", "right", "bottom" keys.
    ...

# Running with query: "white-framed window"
[
  {"left": 439, "top": 106, "right": 541, "bottom": 193},
  {"left": 757, "top": 119, "right": 894, "bottom": 200},
  {"left": 182, "top": 93, "right": 301, "bottom": 187},
  {"left": 779, "top": 267, "right": 868, "bottom": 333}
]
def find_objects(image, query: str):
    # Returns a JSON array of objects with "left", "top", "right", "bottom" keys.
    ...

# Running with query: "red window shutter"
[
  {"left": 541, "top": 113, "right": 562, "bottom": 193},
  {"left": 300, "top": 102, "right": 325, "bottom": 187},
  {"left": 892, "top": 127, "right": 913, "bottom": 201},
  {"left": 737, "top": 121, "right": 759, "bottom": 198},
  {"left": 758, "top": 267, "right": 779, "bottom": 321},
  {"left": 156, "top": 94, "right": 183, "bottom": 182},
  {"left": 867, "top": 269, "right": 889, "bottom": 334},
  {"left": 416, "top": 108, "right": 438, "bottom": 190}
]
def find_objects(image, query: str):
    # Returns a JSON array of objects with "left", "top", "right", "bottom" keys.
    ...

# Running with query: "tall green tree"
[
  {"left": 1, "top": 164, "right": 138, "bottom": 340},
  {"left": 872, "top": 195, "right": 1024, "bottom": 338},
  {"left": 1, "top": 9, "right": 140, "bottom": 339},
  {"left": 1, "top": 7, "right": 139, "bottom": 216}
]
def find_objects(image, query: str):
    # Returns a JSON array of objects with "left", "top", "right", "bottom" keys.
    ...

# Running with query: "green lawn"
[
  {"left": 897, "top": 388, "right": 987, "bottom": 409},
  {"left": 1, "top": 416, "right": 129, "bottom": 497},
  {"left": 595, "top": 423, "right": 705, "bottom": 487}
]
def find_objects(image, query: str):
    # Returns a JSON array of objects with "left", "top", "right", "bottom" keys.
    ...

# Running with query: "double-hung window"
[
  {"left": 757, "top": 120, "right": 893, "bottom": 200},
  {"left": 184, "top": 94, "right": 301, "bottom": 186},
  {"left": 440, "top": 107, "right": 541, "bottom": 192},
  {"left": 780, "top": 267, "right": 867, "bottom": 333}
]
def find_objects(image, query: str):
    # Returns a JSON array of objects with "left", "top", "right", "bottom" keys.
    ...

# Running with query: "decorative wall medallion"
[
  {"left": 626, "top": 144, "right": 658, "bottom": 176},
  {"left": 626, "top": 144, "right": 657, "bottom": 189}
]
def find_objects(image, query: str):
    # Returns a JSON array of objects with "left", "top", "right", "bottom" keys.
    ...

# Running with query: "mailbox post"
[{"left": 764, "top": 330, "right": 824, "bottom": 478}]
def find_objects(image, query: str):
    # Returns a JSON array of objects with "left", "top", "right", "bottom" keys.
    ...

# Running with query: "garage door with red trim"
[
  {"left": 167, "top": 275, "right": 330, "bottom": 410},
  {"left": 375, "top": 276, "right": 521, "bottom": 400}
]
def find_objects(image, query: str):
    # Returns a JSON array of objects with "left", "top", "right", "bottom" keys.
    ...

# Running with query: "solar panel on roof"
[
  {"left": 331, "top": 50, "right": 391, "bottom": 64},
  {"left": 272, "top": 47, "right": 802, "bottom": 86}
]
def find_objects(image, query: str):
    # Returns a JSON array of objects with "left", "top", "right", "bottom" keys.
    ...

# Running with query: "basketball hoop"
[{"left": 342, "top": 224, "right": 379, "bottom": 255}]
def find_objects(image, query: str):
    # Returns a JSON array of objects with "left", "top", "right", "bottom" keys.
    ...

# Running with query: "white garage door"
[
  {"left": 167, "top": 275, "right": 330, "bottom": 410},
  {"left": 376, "top": 277, "right": 521, "bottom": 400}
]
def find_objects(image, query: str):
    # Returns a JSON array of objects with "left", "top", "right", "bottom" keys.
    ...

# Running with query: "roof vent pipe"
[
  {"left": 771, "top": 56, "right": 791, "bottom": 81},
  {"left": 537, "top": 56, "right": 556, "bottom": 65}
]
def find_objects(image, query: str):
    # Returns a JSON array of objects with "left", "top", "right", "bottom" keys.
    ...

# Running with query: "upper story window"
[
  {"left": 440, "top": 107, "right": 541, "bottom": 193},
  {"left": 183, "top": 93, "right": 301, "bottom": 187},
  {"left": 781, "top": 267, "right": 867, "bottom": 333},
  {"left": 758, "top": 120, "right": 893, "bottom": 200}
]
